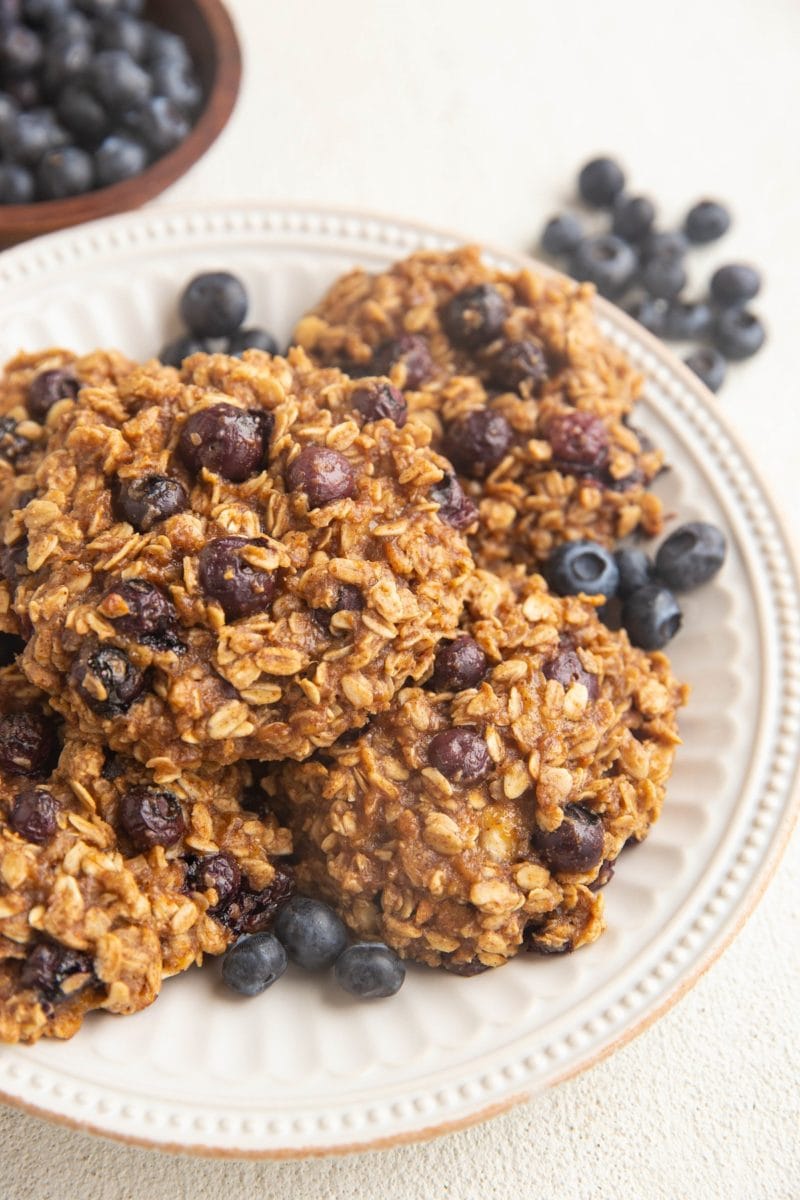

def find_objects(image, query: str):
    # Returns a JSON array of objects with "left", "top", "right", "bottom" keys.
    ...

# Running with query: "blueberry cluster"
[
  {"left": 0, "top": 0, "right": 202, "bottom": 204},
  {"left": 159, "top": 271, "right": 280, "bottom": 366},
  {"left": 540, "top": 156, "right": 767, "bottom": 393},
  {"left": 221, "top": 895, "right": 406, "bottom": 1000},
  {"left": 546, "top": 521, "right": 727, "bottom": 650}
]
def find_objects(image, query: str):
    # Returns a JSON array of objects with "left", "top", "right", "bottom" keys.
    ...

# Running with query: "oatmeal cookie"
[
  {"left": 0, "top": 666, "right": 292, "bottom": 1043},
  {"left": 3, "top": 351, "right": 473, "bottom": 768},
  {"left": 270, "top": 570, "right": 685, "bottom": 972},
  {"left": 293, "top": 246, "right": 664, "bottom": 567}
]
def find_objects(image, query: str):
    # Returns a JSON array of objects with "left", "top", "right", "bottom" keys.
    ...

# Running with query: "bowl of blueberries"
[{"left": 0, "top": 0, "right": 241, "bottom": 244}]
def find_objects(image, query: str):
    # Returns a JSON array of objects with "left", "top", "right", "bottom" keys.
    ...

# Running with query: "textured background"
[{"left": 1, "top": 0, "right": 799, "bottom": 1196}]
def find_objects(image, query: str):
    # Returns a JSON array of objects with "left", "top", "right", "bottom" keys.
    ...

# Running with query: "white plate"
[{"left": 0, "top": 204, "right": 798, "bottom": 1158}]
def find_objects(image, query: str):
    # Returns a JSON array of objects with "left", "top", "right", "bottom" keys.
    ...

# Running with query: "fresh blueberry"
[
  {"left": 180, "top": 271, "right": 248, "bottom": 338},
  {"left": 124, "top": 95, "right": 189, "bottom": 155},
  {"left": 334, "top": 942, "right": 405, "bottom": 999},
  {"left": 57, "top": 85, "right": 109, "bottom": 145},
  {"left": 150, "top": 57, "right": 202, "bottom": 115},
  {"left": 684, "top": 347, "right": 726, "bottom": 393},
  {"left": 577, "top": 156, "right": 625, "bottom": 207},
  {"left": 221, "top": 933, "right": 288, "bottom": 997},
  {"left": 623, "top": 294, "right": 668, "bottom": 337},
  {"left": 612, "top": 194, "right": 656, "bottom": 242},
  {"left": 547, "top": 540, "right": 619, "bottom": 598},
  {"left": 0, "top": 23, "right": 42, "bottom": 77},
  {"left": 227, "top": 327, "right": 280, "bottom": 357},
  {"left": 540, "top": 212, "right": 583, "bottom": 257},
  {"left": 709, "top": 263, "right": 761, "bottom": 307},
  {"left": 640, "top": 255, "right": 687, "bottom": 300},
  {"left": 622, "top": 584, "right": 682, "bottom": 649},
  {"left": 684, "top": 200, "right": 731, "bottom": 244},
  {"left": 37, "top": 146, "right": 93, "bottom": 199},
  {"left": 273, "top": 896, "right": 348, "bottom": 970},
  {"left": 95, "top": 12, "right": 148, "bottom": 59},
  {"left": 46, "top": 9, "right": 90, "bottom": 40},
  {"left": 640, "top": 230, "right": 688, "bottom": 263},
  {"left": 90, "top": 49, "right": 152, "bottom": 111},
  {"left": 713, "top": 308, "right": 766, "bottom": 360},
  {"left": 145, "top": 25, "right": 191, "bottom": 67},
  {"left": 570, "top": 234, "right": 637, "bottom": 298},
  {"left": 158, "top": 332, "right": 209, "bottom": 367},
  {"left": 614, "top": 546, "right": 655, "bottom": 597},
  {"left": 0, "top": 161, "right": 33, "bottom": 202},
  {"left": 0, "top": 90, "right": 18, "bottom": 140},
  {"left": 664, "top": 299, "right": 713, "bottom": 341},
  {"left": 40, "top": 32, "right": 91, "bottom": 95},
  {"left": 655, "top": 521, "right": 726, "bottom": 591},
  {"left": 5, "top": 108, "right": 67, "bottom": 166},
  {"left": 94, "top": 134, "right": 148, "bottom": 186},
  {"left": 21, "top": 0, "right": 70, "bottom": 22}
]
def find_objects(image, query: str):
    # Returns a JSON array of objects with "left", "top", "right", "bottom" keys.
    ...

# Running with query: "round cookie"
[
  {"left": 293, "top": 246, "right": 664, "bottom": 568},
  {"left": 270, "top": 570, "right": 685, "bottom": 972},
  {"left": 0, "top": 666, "right": 292, "bottom": 1044},
  {"left": 3, "top": 351, "right": 474, "bottom": 768}
]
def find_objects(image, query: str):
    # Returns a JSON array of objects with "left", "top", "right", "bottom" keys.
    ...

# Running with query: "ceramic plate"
[{"left": 0, "top": 205, "right": 797, "bottom": 1157}]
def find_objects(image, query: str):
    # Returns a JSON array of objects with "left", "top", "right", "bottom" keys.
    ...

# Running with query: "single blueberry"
[
  {"left": 286, "top": 445, "right": 357, "bottom": 507},
  {"left": 149, "top": 57, "right": 202, "bottom": 115},
  {"left": 334, "top": 942, "right": 406, "bottom": 999},
  {"left": 227, "top": 326, "right": 280, "bottom": 357},
  {"left": 622, "top": 584, "right": 682, "bottom": 649},
  {"left": 36, "top": 146, "right": 93, "bottom": 199},
  {"left": 547, "top": 540, "right": 620, "bottom": 598},
  {"left": 119, "top": 785, "right": 185, "bottom": 851},
  {"left": 10, "top": 786, "right": 60, "bottom": 845},
  {"left": 158, "top": 333, "right": 209, "bottom": 367},
  {"left": 145, "top": 26, "right": 191, "bottom": 67},
  {"left": 0, "top": 161, "right": 33, "bottom": 202},
  {"left": 532, "top": 805, "right": 605, "bottom": 873},
  {"left": 429, "top": 471, "right": 477, "bottom": 531},
  {"left": 56, "top": 85, "right": 109, "bottom": 145},
  {"left": 488, "top": 339, "right": 547, "bottom": 391},
  {"left": 663, "top": 299, "right": 713, "bottom": 341},
  {"left": 90, "top": 49, "right": 152, "bottom": 111},
  {"left": 370, "top": 333, "right": 433, "bottom": 388},
  {"left": 430, "top": 635, "right": 487, "bottom": 692},
  {"left": 20, "top": 941, "right": 94, "bottom": 1000},
  {"left": 178, "top": 403, "right": 271, "bottom": 481},
  {"left": 70, "top": 643, "right": 146, "bottom": 715},
  {"left": 441, "top": 284, "right": 508, "bottom": 349},
  {"left": 113, "top": 474, "right": 188, "bottom": 531},
  {"left": 180, "top": 271, "right": 248, "bottom": 338},
  {"left": 710, "top": 263, "right": 762, "bottom": 308},
  {"left": 577, "top": 156, "right": 625, "bottom": 207},
  {"left": 27, "top": 367, "right": 80, "bottom": 420},
  {"left": 350, "top": 379, "right": 407, "bottom": 426},
  {"left": 0, "top": 22, "right": 42, "bottom": 77},
  {"left": 40, "top": 31, "right": 91, "bottom": 95},
  {"left": 441, "top": 409, "right": 513, "bottom": 479},
  {"left": 221, "top": 933, "right": 288, "bottom": 996},
  {"left": 654, "top": 521, "right": 726, "bottom": 591},
  {"left": 94, "top": 134, "right": 148, "bottom": 186},
  {"left": 612, "top": 194, "right": 656, "bottom": 242},
  {"left": 640, "top": 255, "right": 687, "bottom": 300},
  {"left": 614, "top": 546, "right": 655, "bottom": 597},
  {"left": 273, "top": 896, "right": 348, "bottom": 970},
  {"left": 540, "top": 212, "right": 583, "bottom": 257},
  {"left": 684, "top": 200, "right": 731, "bottom": 244},
  {"left": 124, "top": 94, "right": 189, "bottom": 156},
  {"left": 623, "top": 294, "right": 669, "bottom": 337},
  {"left": 5, "top": 108, "right": 67, "bottom": 166},
  {"left": 547, "top": 410, "right": 609, "bottom": 470},
  {"left": 640, "top": 230, "right": 688, "bottom": 263},
  {"left": 0, "top": 711, "right": 57, "bottom": 776},
  {"left": 570, "top": 234, "right": 637, "bottom": 298},
  {"left": 198, "top": 536, "right": 276, "bottom": 620},
  {"left": 713, "top": 308, "right": 766, "bottom": 360},
  {"left": 684, "top": 347, "right": 726, "bottom": 393},
  {"left": 542, "top": 646, "right": 599, "bottom": 700},
  {"left": 0, "top": 90, "right": 19, "bottom": 141},
  {"left": 428, "top": 727, "right": 491, "bottom": 783},
  {"left": 95, "top": 12, "right": 148, "bottom": 59}
]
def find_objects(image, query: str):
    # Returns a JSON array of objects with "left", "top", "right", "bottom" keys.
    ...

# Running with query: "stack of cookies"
[{"left": 0, "top": 247, "right": 686, "bottom": 1042}]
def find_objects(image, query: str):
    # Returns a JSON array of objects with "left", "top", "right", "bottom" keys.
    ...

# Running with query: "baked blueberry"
[
  {"left": 614, "top": 546, "right": 655, "bottom": 597},
  {"left": 113, "top": 474, "right": 188, "bottom": 531},
  {"left": 221, "top": 933, "right": 288, "bottom": 996},
  {"left": 442, "top": 284, "right": 508, "bottom": 349},
  {"left": 710, "top": 263, "right": 761, "bottom": 307},
  {"left": 0, "top": 159, "right": 33, "bottom": 203},
  {"left": 20, "top": 941, "right": 94, "bottom": 1000},
  {"left": 612, "top": 194, "right": 656, "bottom": 242},
  {"left": 90, "top": 49, "right": 152, "bottom": 110},
  {"left": 622, "top": 584, "right": 682, "bottom": 649},
  {"left": 430, "top": 635, "right": 487, "bottom": 692},
  {"left": 189, "top": 851, "right": 241, "bottom": 906},
  {"left": 542, "top": 646, "right": 599, "bottom": 700},
  {"left": 488, "top": 338, "right": 547, "bottom": 391},
  {"left": 684, "top": 347, "right": 726, "bottom": 393},
  {"left": 180, "top": 271, "right": 248, "bottom": 338},
  {"left": 221, "top": 864, "right": 295, "bottom": 936},
  {"left": 26, "top": 367, "right": 79, "bottom": 420},
  {"left": 664, "top": 299, "right": 713, "bottom": 341},
  {"left": 334, "top": 943, "right": 405, "bottom": 999},
  {"left": 9, "top": 786, "right": 60, "bottom": 844},
  {"left": 118, "top": 785, "right": 185, "bottom": 851},
  {"left": 713, "top": 308, "right": 766, "bottom": 360},
  {"left": 540, "top": 212, "right": 583, "bottom": 257},
  {"left": 532, "top": 805, "right": 604, "bottom": 873},
  {"left": 441, "top": 409, "right": 513, "bottom": 479},
  {"left": 351, "top": 380, "right": 407, "bottom": 426},
  {"left": 177, "top": 403, "right": 271, "bottom": 481},
  {"left": 570, "top": 234, "right": 637, "bottom": 298},
  {"left": 655, "top": 521, "right": 726, "bottom": 590},
  {"left": 429, "top": 471, "right": 477, "bottom": 530},
  {"left": 102, "top": 578, "right": 176, "bottom": 642},
  {"left": 684, "top": 200, "right": 731, "bottom": 244},
  {"left": 547, "top": 540, "right": 620, "bottom": 598},
  {"left": 70, "top": 644, "right": 146, "bottom": 715},
  {"left": 547, "top": 410, "right": 609, "bottom": 470},
  {"left": 640, "top": 255, "right": 687, "bottom": 300},
  {"left": 36, "top": 146, "right": 93, "bottom": 199},
  {"left": 94, "top": 134, "right": 147, "bottom": 186},
  {"left": 273, "top": 896, "right": 348, "bottom": 970},
  {"left": 370, "top": 333, "right": 433, "bottom": 388},
  {"left": 198, "top": 536, "right": 277, "bottom": 620},
  {"left": 577, "top": 156, "right": 625, "bottom": 207},
  {"left": 428, "top": 727, "right": 491, "bottom": 783},
  {"left": 623, "top": 294, "right": 669, "bottom": 337},
  {"left": 0, "top": 711, "right": 57, "bottom": 776},
  {"left": 227, "top": 326, "right": 280, "bottom": 357},
  {"left": 286, "top": 445, "right": 357, "bottom": 507}
]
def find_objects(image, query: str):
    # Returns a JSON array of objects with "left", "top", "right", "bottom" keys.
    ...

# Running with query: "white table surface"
[{"left": 2, "top": 1, "right": 799, "bottom": 1197}]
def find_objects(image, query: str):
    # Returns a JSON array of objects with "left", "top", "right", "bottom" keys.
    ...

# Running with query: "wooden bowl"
[{"left": 0, "top": 0, "right": 241, "bottom": 247}]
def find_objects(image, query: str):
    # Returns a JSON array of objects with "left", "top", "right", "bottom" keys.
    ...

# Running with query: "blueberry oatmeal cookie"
[
  {"left": 293, "top": 246, "right": 664, "bottom": 568},
  {"left": 269, "top": 570, "right": 685, "bottom": 972},
  {"left": 3, "top": 351, "right": 474, "bottom": 768},
  {"left": 0, "top": 665, "right": 292, "bottom": 1044}
]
